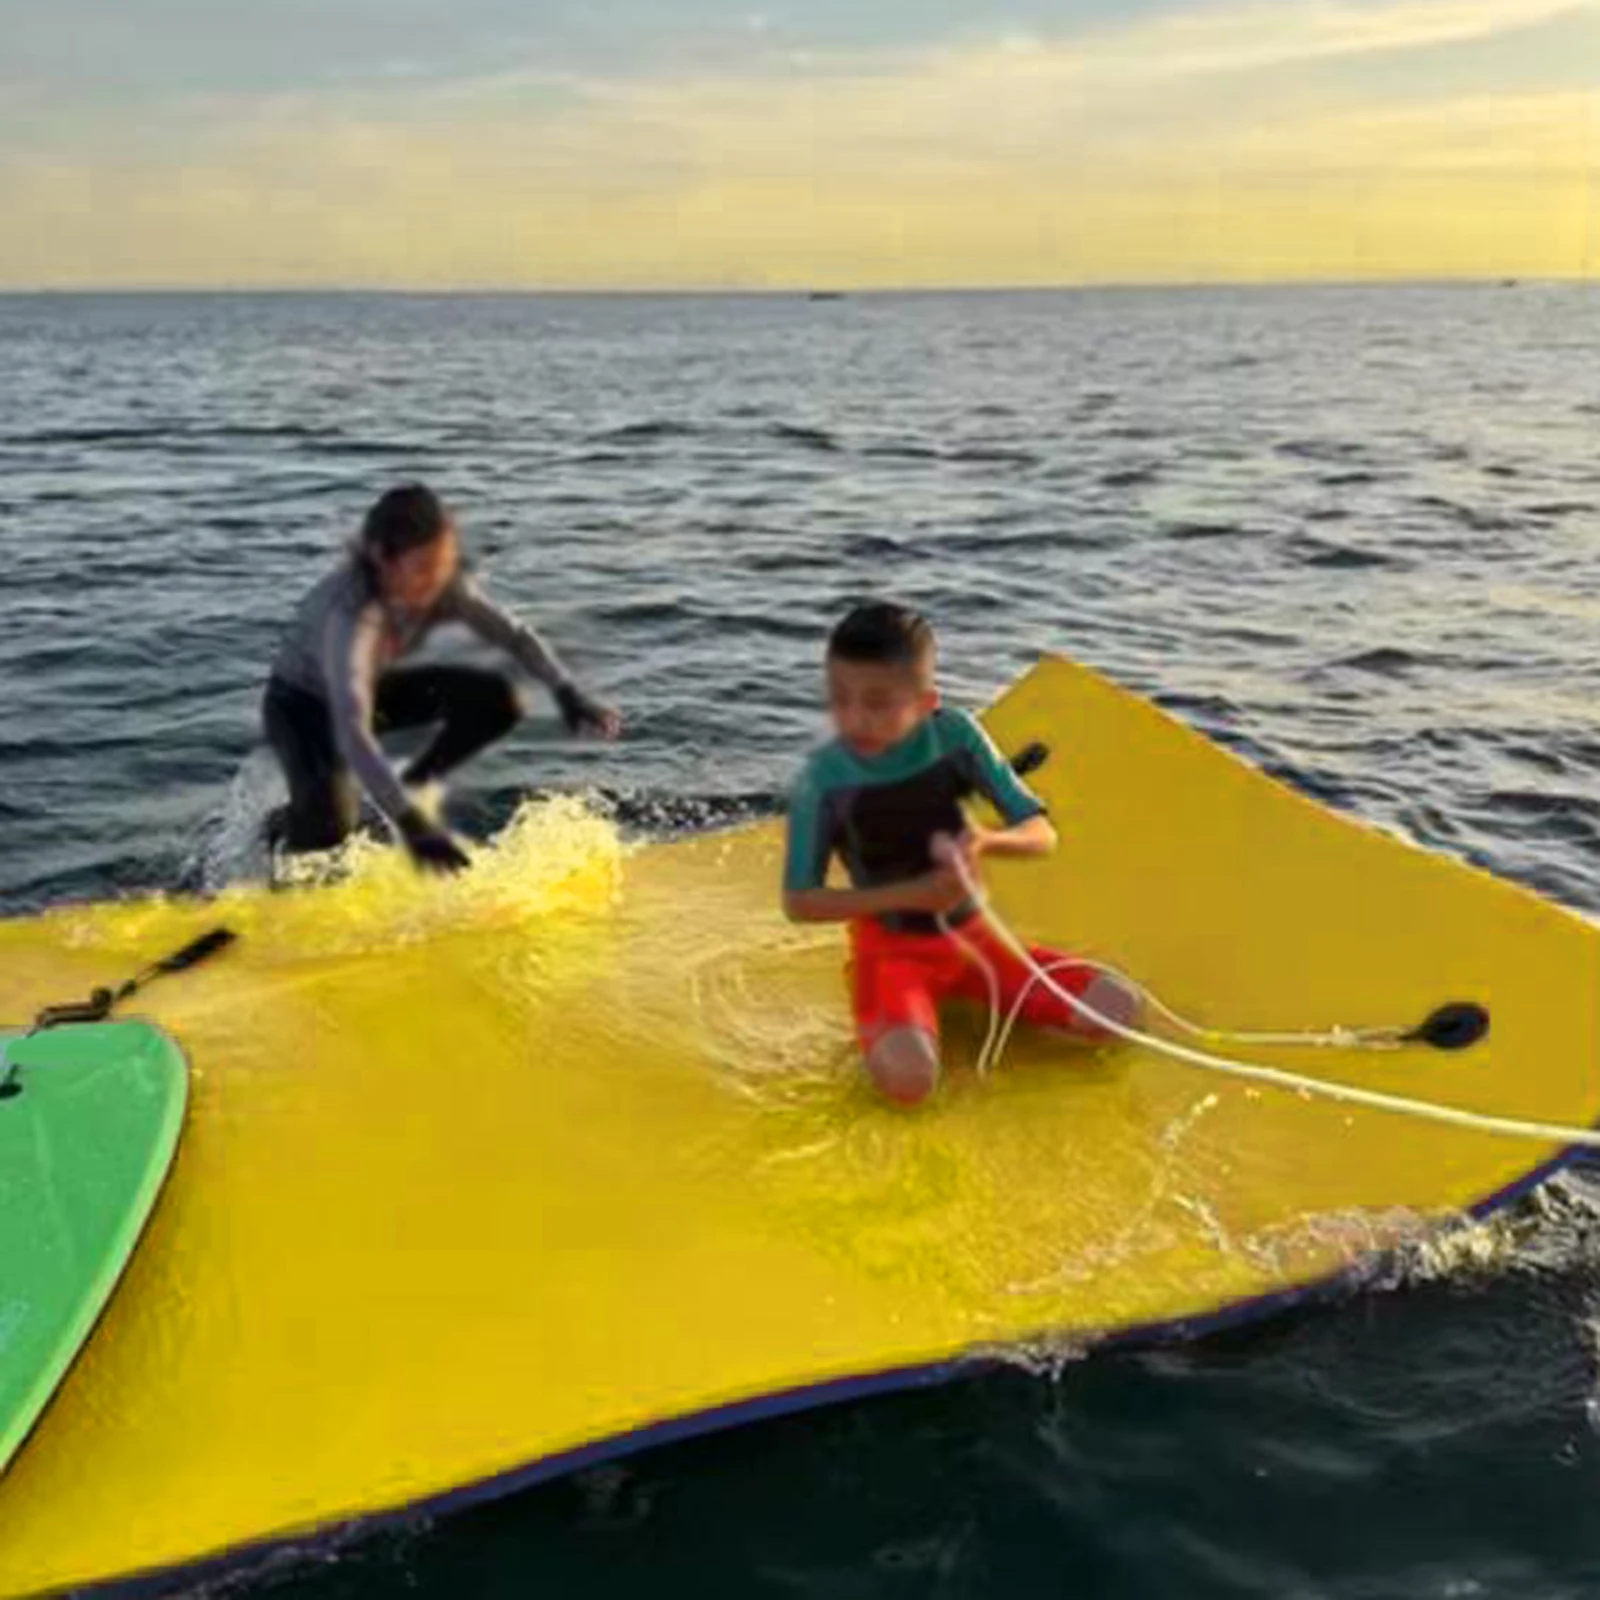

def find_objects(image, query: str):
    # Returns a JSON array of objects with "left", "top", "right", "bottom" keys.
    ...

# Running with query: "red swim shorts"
[{"left": 848, "top": 915, "right": 1113, "bottom": 1055}]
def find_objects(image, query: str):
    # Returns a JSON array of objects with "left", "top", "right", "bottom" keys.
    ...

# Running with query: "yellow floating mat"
[{"left": 2, "top": 656, "right": 1597, "bottom": 1597}]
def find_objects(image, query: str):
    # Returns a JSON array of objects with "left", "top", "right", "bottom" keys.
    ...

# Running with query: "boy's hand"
[
  {"left": 930, "top": 829, "right": 990, "bottom": 878},
  {"left": 398, "top": 808, "right": 472, "bottom": 875},
  {"left": 900, "top": 864, "right": 971, "bottom": 915},
  {"left": 410, "top": 831, "right": 472, "bottom": 876},
  {"left": 556, "top": 683, "right": 623, "bottom": 740}
]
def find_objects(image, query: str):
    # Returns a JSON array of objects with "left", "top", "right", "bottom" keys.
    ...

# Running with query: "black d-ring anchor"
[{"left": 1406, "top": 1002, "right": 1491, "bottom": 1052}]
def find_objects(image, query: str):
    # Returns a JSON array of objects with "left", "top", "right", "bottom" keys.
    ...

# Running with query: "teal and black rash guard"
[{"left": 783, "top": 709, "right": 1046, "bottom": 933}]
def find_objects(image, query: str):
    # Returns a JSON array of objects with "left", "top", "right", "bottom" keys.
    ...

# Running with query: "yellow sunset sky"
[{"left": 0, "top": 0, "right": 1596, "bottom": 288}]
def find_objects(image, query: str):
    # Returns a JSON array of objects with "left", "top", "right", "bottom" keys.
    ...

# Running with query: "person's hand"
[
  {"left": 556, "top": 683, "right": 622, "bottom": 740},
  {"left": 930, "top": 829, "right": 989, "bottom": 878},
  {"left": 398, "top": 810, "right": 471, "bottom": 876},
  {"left": 410, "top": 831, "right": 471, "bottom": 875},
  {"left": 900, "top": 865, "right": 970, "bottom": 916}
]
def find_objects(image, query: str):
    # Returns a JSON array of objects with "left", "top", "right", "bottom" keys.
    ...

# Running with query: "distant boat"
[
  {"left": 808, "top": 291, "right": 846, "bottom": 303},
  {"left": 1500, "top": 279, "right": 1520, "bottom": 288}
]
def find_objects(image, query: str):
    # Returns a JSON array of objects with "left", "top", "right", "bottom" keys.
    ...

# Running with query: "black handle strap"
[{"left": 33, "top": 927, "right": 239, "bottom": 1031}]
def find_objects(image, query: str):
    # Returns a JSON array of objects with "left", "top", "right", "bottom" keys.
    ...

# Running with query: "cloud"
[
  {"left": 0, "top": 0, "right": 1594, "bottom": 286},
  {"left": 1032, "top": 0, "right": 1587, "bottom": 80}
]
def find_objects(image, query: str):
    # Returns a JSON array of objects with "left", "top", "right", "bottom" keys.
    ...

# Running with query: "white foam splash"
[{"left": 181, "top": 749, "right": 282, "bottom": 893}]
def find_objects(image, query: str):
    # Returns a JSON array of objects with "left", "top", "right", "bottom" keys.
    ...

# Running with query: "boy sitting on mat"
[{"left": 781, "top": 602, "right": 1138, "bottom": 1107}]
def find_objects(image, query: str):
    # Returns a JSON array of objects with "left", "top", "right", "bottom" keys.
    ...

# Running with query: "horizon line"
[{"left": 0, "top": 274, "right": 1585, "bottom": 299}]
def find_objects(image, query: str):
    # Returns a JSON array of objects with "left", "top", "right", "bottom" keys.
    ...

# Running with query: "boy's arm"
[
  {"left": 322, "top": 604, "right": 414, "bottom": 830},
  {"left": 449, "top": 575, "right": 570, "bottom": 689},
  {"left": 971, "top": 811, "right": 1056, "bottom": 859},
  {"left": 952, "top": 712, "right": 1058, "bottom": 859},
  {"left": 322, "top": 608, "right": 469, "bottom": 871},
  {"left": 449, "top": 576, "right": 620, "bottom": 736},
  {"left": 783, "top": 875, "right": 967, "bottom": 924}
]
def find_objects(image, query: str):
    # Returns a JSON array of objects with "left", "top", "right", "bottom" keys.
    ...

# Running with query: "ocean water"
[{"left": 4, "top": 285, "right": 1600, "bottom": 1597}]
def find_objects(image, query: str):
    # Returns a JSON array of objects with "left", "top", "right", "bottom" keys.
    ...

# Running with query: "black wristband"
[{"left": 555, "top": 682, "right": 590, "bottom": 732}]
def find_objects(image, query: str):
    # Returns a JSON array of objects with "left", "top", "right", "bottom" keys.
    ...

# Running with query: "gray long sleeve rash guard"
[{"left": 270, "top": 560, "right": 572, "bottom": 825}]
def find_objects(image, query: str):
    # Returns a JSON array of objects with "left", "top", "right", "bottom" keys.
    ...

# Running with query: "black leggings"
[{"left": 262, "top": 668, "right": 524, "bottom": 851}]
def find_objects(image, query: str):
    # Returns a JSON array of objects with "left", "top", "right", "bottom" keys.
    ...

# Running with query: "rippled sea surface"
[{"left": 4, "top": 286, "right": 1600, "bottom": 1597}]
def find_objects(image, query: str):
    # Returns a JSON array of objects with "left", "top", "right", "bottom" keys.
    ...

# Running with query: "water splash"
[
  {"left": 984, "top": 1331, "right": 1099, "bottom": 1380},
  {"left": 54, "top": 795, "right": 627, "bottom": 963},
  {"left": 181, "top": 749, "right": 282, "bottom": 895}
]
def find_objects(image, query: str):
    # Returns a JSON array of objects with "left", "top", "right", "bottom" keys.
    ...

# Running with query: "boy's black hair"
[
  {"left": 827, "top": 602, "right": 936, "bottom": 675},
  {"left": 361, "top": 483, "right": 452, "bottom": 563}
]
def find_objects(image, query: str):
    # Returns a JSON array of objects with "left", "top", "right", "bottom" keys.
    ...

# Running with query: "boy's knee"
[
  {"left": 286, "top": 781, "right": 358, "bottom": 852},
  {"left": 479, "top": 673, "right": 527, "bottom": 732},
  {"left": 867, "top": 1028, "right": 941, "bottom": 1107},
  {"left": 1064, "top": 973, "right": 1143, "bottom": 1039}
]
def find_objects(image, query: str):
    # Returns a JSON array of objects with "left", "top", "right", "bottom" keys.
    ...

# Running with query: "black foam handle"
[
  {"left": 155, "top": 927, "right": 238, "bottom": 975},
  {"left": 1011, "top": 741, "right": 1051, "bottom": 778}
]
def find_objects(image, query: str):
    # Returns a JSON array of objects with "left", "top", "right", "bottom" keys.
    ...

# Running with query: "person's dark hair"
[
  {"left": 360, "top": 483, "right": 452, "bottom": 564},
  {"left": 827, "top": 602, "right": 936, "bottom": 677}
]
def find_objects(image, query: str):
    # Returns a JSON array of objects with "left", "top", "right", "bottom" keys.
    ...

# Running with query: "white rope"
[{"left": 934, "top": 849, "right": 1600, "bottom": 1152}]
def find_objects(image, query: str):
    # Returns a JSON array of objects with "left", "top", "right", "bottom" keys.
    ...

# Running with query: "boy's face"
[
  {"left": 827, "top": 656, "right": 937, "bottom": 758},
  {"left": 379, "top": 526, "right": 460, "bottom": 613}
]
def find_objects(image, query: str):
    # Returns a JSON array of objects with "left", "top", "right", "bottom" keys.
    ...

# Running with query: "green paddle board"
[{"left": 0, "top": 1020, "right": 188, "bottom": 1476}]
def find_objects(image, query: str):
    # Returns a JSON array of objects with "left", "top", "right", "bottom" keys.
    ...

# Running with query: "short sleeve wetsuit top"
[
  {"left": 782, "top": 708, "right": 1046, "bottom": 934},
  {"left": 781, "top": 709, "right": 1115, "bottom": 1056}
]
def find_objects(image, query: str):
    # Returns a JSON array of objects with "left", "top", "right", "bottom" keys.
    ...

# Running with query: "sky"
[{"left": 0, "top": 0, "right": 1596, "bottom": 288}]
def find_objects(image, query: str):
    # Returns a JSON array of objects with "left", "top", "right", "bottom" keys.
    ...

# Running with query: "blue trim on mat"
[{"left": 90, "top": 1139, "right": 1591, "bottom": 1600}]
